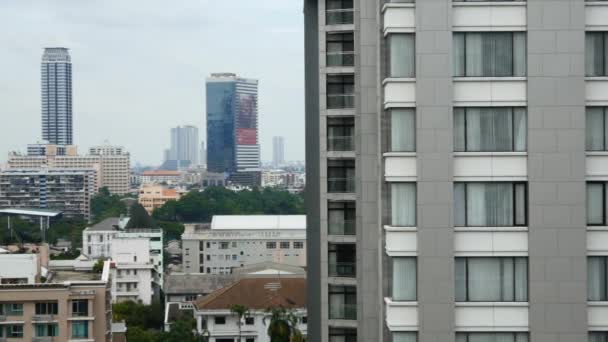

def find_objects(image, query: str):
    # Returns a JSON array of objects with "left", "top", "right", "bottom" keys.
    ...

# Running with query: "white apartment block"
[
  {"left": 110, "top": 238, "right": 154, "bottom": 305},
  {"left": 0, "top": 254, "right": 39, "bottom": 284},
  {"left": 181, "top": 215, "right": 306, "bottom": 274},
  {"left": 82, "top": 217, "right": 131, "bottom": 259}
]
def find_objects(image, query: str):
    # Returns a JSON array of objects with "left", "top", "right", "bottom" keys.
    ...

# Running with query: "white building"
[
  {"left": 82, "top": 217, "right": 131, "bottom": 259},
  {"left": 181, "top": 215, "right": 306, "bottom": 274},
  {"left": 0, "top": 254, "right": 39, "bottom": 284},
  {"left": 192, "top": 277, "right": 307, "bottom": 342}
]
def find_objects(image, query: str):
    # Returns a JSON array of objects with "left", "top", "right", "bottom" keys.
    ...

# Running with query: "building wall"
[
  {"left": 0, "top": 254, "right": 39, "bottom": 284},
  {"left": 41, "top": 48, "right": 72, "bottom": 145}
]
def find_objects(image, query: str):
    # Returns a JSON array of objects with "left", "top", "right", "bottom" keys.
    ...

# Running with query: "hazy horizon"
[{"left": 0, "top": 0, "right": 305, "bottom": 166}]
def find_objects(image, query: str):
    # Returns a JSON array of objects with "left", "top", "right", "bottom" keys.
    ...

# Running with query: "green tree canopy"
[
  {"left": 91, "top": 186, "right": 127, "bottom": 221},
  {"left": 126, "top": 203, "right": 155, "bottom": 229}
]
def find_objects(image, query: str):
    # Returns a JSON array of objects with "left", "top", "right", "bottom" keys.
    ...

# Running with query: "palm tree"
[
  {"left": 263, "top": 306, "right": 304, "bottom": 342},
  {"left": 230, "top": 304, "right": 250, "bottom": 342}
]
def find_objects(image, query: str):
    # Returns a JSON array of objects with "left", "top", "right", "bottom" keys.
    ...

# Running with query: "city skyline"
[{"left": 0, "top": 0, "right": 304, "bottom": 166}]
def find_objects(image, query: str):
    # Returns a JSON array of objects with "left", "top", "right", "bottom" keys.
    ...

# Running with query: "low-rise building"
[
  {"left": 181, "top": 215, "right": 306, "bottom": 274},
  {"left": 0, "top": 254, "right": 40, "bottom": 284},
  {"left": 0, "top": 168, "right": 97, "bottom": 219},
  {"left": 0, "top": 261, "right": 113, "bottom": 341},
  {"left": 140, "top": 170, "right": 182, "bottom": 185},
  {"left": 138, "top": 184, "right": 183, "bottom": 214},
  {"left": 192, "top": 277, "right": 307, "bottom": 342},
  {"left": 82, "top": 217, "right": 131, "bottom": 259}
]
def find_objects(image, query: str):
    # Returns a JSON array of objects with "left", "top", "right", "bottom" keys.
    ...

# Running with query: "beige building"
[
  {"left": 138, "top": 184, "right": 183, "bottom": 214},
  {"left": 0, "top": 262, "right": 112, "bottom": 341},
  {"left": 140, "top": 170, "right": 182, "bottom": 185},
  {"left": 8, "top": 144, "right": 130, "bottom": 195}
]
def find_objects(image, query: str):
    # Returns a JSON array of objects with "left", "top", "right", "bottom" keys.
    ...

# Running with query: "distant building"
[
  {"left": 0, "top": 168, "right": 96, "bottom": 219},
  {"left": 82, "top": 217, "right": 131, "bottom": 259},
  {"left": 8, "top": 144, "right": 130, "bottom": 195},
  {"left": 166, "top": 125, "right": 199, "bottom": 168},
  {"left": 181, "top": 168, "right": 227, "bottom": 188},
  {"left": 0, "top": 261, "right": 112, "bottom": 341},
  {"left": 206, "top": 73, "right": 260, "bottom": 186},
  {"left": 140, "top": 170, "right": 182, "bottom": 185},
  {"left": 181, "top": 215, "right": 306, "bottom": 274},
  {"left": 41, "top": 47, "right": 73, "bottom": 145},
  {"left": 200, "top": 141, "right": 207, "bottom": 167},
  {"left": 0, "top": 254, "right": 40, "bottom": 284},
  {"left": 192, "top": 277, "right": 307, "bottom": 341},
  {"left": 138, "top": 184, "right": 183, "bottom": 214},
  {"left": 272, "top": 136, "right": 285, "bottom": 168}
]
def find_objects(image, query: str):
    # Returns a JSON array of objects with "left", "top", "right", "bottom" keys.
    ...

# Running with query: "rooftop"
[
  {"left": 0, "top": 208, "right": 61, "bottom": 217},
  {"left": 50, "top": 270, "right": 102, "bottom": 282},
  {"left": 142, "top": 170, "right": 181, "bottom": 176},
  {"left": 195, "top": 278, "right": 306, "bottom": 311},
  {"left": 86, "top": 217, "right": 121, "bottom": 231},
  {"left": 210, "top": 215, "right": 306, "bottom": 230},
  {"left": 164, "top": 273, "right": 235, "bottom": 295}
]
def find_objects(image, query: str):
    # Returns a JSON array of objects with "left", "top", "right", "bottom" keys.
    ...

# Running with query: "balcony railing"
[
  {"left": 328, "top": 178, "right": 355, "bottom": 193},
  {"left": 327, "top": 94, "right": 355, "bottom": 109},
  {"left": 327, "top": 52, "right": 355, "bottom": 67},
  {"left": 32, "top": 315, "right": 55, "bottom": 321},
  {"left": 327, "top": 9, "right": 354, "bottom": 25},
  {"left": 328, "top": 135, "right": 355, "bottom": 152},
  {"left": 329, "top": 303, "right": 357, "bottom": 320},
  {"left": 329, "top": 219, "right": 356, "bottom": 235},
  {"left": 329, "top": 262, "right": 356, "bottom": 278}
]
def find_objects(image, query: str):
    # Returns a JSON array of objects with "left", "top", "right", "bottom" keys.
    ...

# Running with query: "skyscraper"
[
  {"left": 41, "top": 47, "right": 72, "bottom": 145},
  {"left": 206, "top": 73, "right": 260, "bottom": 186},
  {"left": 272, "top": 136, "right": 285, "bottom": 168},
  {"left": 305, "top": 1, "right": 593, "bottom": 341},
  {"left": 168, "top": 125, "right": 199, "bottom": 167}
]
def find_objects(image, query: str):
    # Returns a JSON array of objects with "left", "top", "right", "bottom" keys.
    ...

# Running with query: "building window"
[
  {"left": 454, "top": 107, "right": 527, "bottom": 152},
  {"left": 245, "top": 317, "right": 254, "bottom": 325},
  {"left": 199, "top": 241, "right": 204, "bottom": 251},
  {"left": 214, "top": 316, "right": 226, "bottom": 325},
  {"left": 206, "top": 254, "right": 211, "bottom": 261},
  {"left": 456, "top": 257, "right": 528, "bottom": 302},
  {"left": 329, "top": 244, "right": 356, "bottom": 278},
  {"left": 590, "top": 332, "right": 608, "bottom": 342},
  {"left": 587, "top": 107, "right": 608, "bottom": 151},
  {"left": 586, "top": 32, "right": 608, "bottom": 76},
  {"left": 35, "top": 323, "right": 58, "bottom": 337},
  {"left": 326, "top": 0, "right": 354, "bottom": 25},
  {"left": 393, "top": 332, "right": 417, "bottom": 342},
  {"left": 329, "top": 328, "right": 357, "bottom": 342},
  {"left": 328, "top": 159, "right": 355, "bottom": 193},
  {"left": 453, "top": 32, "right": 526, "bottom": 77},
  {"left": 280, "top": 242, "right": 290, "bottom": 249},
  {"left": 587, "top": 182, "right": 608, "bottom": 225},
  {"left": 5, "top": 303, "right": 23, "bottom": 315},
  {"left": 391, "top": 183, "right": 416, "bottom": 227},
  {"left": 454, "top": 182, "right": 527, "bottom": 227},
  {"left": 219, "top": 242, "right": 229, "bottom": 249},
  {"left": 35, "top": 302, "right": 59, "bottom": 315},
  {"left": 71, "top": 321, "right": 89, "bottom": 339},
  {"left": 232, "top": 242, "right": 237, "bottom": 248},
  {"left": 328, "top": 117, "right": 354, "bottom": 152},
  {"left": 327, "top": 74, "right": 354, "bottom": 109},
  {"left": 329, "top": 201, "right": 356, "bottom": 235},
  {"left": 301, "top": 316, "right": 308, "bottom": 324},
  {"left": 589, "top": 256, "right": 608, "bottom": 301},
  {"left": 389, "top": 109, "right": 416, "bottom": 152},
  {"left": 327, "top": 32, "right": 354, "bottom": 67},
  {"left": 329, "top": 285, "right": 356, "bottom": 320},
  {"left": 7, "top": 325, "right": 23, "bottom": 338},
  {"left": 456, "top": 332, "right": 529, "bottom": 342},
  {"left": 294, "top": 241, "right": 304, "bottom": 249},
  {"left": 388, "top": 33, "right": 415, "bottom": 78},
  {"left": 71, "top": 300, "right": 88, "bottom": 317},
  {"left": 392, "top": 257, "right": 416, "bottom": 301},
  {"left": 266, "top": 242, "right": 277, "bottom": 249},
  {"left": 206, "top": 242, "right": 210, "bottom": 248}
]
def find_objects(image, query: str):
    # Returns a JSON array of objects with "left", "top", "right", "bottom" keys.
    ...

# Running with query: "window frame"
[
  {"left": 456, "top": 257, "right": 529, "bottom": 302},
  {"left": 453, "top": 31, "right": 527, "bottom": 77},
  {"left": 454, "top": 182, "right": 528, "bottom": 227},
  {"left": 454, "top": 107, "right": 527, "bottom": 152},
  {"left": 588, "top": 182, "right": 608, "bottom": 226}
]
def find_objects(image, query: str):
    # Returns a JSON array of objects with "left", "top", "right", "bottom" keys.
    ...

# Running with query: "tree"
[
  {"left": 160, "top": 313, "right": 205, "bottom": 342},
  {"left": 92, "top": 259, "right": 105, "bottom": 273},
  {"left": 126, "top": 203, "right": 154, "bottom": 229},
  {"left": 230, "top": 304, "right": 250, "bottom": 342},
  {"left": 125, "top": 326, "right": 158, "bottom": 342},
  {"left": 90, "top": 187, "right": 127, "bottom": 221},
  {"left": 263, "top": 307, "right": 304, "bottom": 342}
]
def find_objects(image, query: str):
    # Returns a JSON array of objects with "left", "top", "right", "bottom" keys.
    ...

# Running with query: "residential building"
[
  {"left": 140, "top": 170, "right": 182, "bottom": 185},
  {"left": 0, "top": 261, "right": 112, "bottom": 341},
  {"left": 0, "top": 168, "right": 96, "bottom": 219},
  {"left": 0, "top": 254, "right": 40, "bottom": 284},
  {"left": 206, "top": 73, "right": 261, "bottom": 186},
  {"left": 181, "top": 216, "right": 306, "bottom": 274},
  {"left": 7, "top": 144, "right": 130, "bottom": 195},
  {"left": 41, "top": 47, "right": 72, "bottom": 145},
  {"left": 138, "top": 184, "right": 183, "bottom": 214},
  {"left": 110, "top": 238, "right": 155, "bottom": 304},
  {"left": 192, "top": 277, "right": 307, "bottom": 342},
  {"left": 166, "top": 125, "right": 199, "bottom": 168},
  {"left": 82, "top": 217, "right": 131, "bottom": 259},
  {"left": 181, "top": 168, "right": 227, "bottom": 188},
  {"left": 272, "top": 136, "right": 286, "bottom": 168},
  {"left": 304, "top": 0, "right": 604, "bottom": 341}
]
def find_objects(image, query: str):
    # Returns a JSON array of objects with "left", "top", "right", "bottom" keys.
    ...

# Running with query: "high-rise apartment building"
[
  {"left": 41, "top": 48, "right": 73, "bottom": 145},
  {"left": 304, "top": 1, "right": 602, "bottom": 341},
  {"left": 165, "top": 125, "right": 199, "bottom": 169},
  {"left": 206, "top": 73, "right": 261, "bottom": 186},
  {"left": 273, "top": 136, "right": 286, "bottom": 168}
]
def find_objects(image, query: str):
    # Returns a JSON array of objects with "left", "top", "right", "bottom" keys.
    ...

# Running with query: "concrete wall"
[{"left": 0, "top": 254, "right": 39, "bottom": 284}]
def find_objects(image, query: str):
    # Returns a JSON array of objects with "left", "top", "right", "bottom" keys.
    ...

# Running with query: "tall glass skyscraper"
[
  {"left": 206, "top": 73, "right": 260, "bottom": 185},
  {"left": 41, "top": 47, "right": 73, "bottom": 145}
]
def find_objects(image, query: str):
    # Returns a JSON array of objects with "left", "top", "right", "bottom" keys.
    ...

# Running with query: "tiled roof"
[{"left": 194, "top": 278, "right": 306, "bottom": 311}]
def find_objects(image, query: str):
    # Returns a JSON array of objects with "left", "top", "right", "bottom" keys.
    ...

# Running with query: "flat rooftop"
[
  {"left": 50, "top": 270, "right": 101, "bottom": 282},
  {"left": 210, "top": 215, "right": 306, "bottom": 230}
]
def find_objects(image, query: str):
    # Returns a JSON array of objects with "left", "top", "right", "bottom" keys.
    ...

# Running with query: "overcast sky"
[{"left": 0, "top": 0, "right": 304, "bottom": 166}]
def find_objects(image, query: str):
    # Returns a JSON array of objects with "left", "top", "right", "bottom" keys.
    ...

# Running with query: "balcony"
[
  {"left": 327, "top": 52, "right": 354, "bottom": 68},
  {"left": 329, "top": 219, "right": 356, "bottom": 236},
  {"left": 453, "top": 77, "right": 527, "bottom": 106},
  {"left": 328, "top": 178, "right": 355, "bottom": 193},
  {"left": 33, "top": 338, "right": 54, "bottom": 342},
  {"left": 453, "top": 152, "right": 527, "bottom": 181},
  {"left": 32, "top": 315, "right": 55, "bottom": 322},
  {"left": 384, "top": 298, "right": 418, "bottom": 331},
  {"left": 455, "top": 302, "right": 529, "bottom": 330},
  {"left": 327, "top": 94, "right": 355, "bottom": 110},
  {"left": 329, "top": 262, "right": 356, "bottom": 278},
  {"left": 329, "top": 303, "right": 357, "bottom": 320},
  {"left": 326, "top": 9, "right": 354, "bottom": 26},
  {"left": 328, "top": 135, "right": 355, "bottom": 152},
  {"left": 452, "top": 2, "right": 526, "bottom": 31}
]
